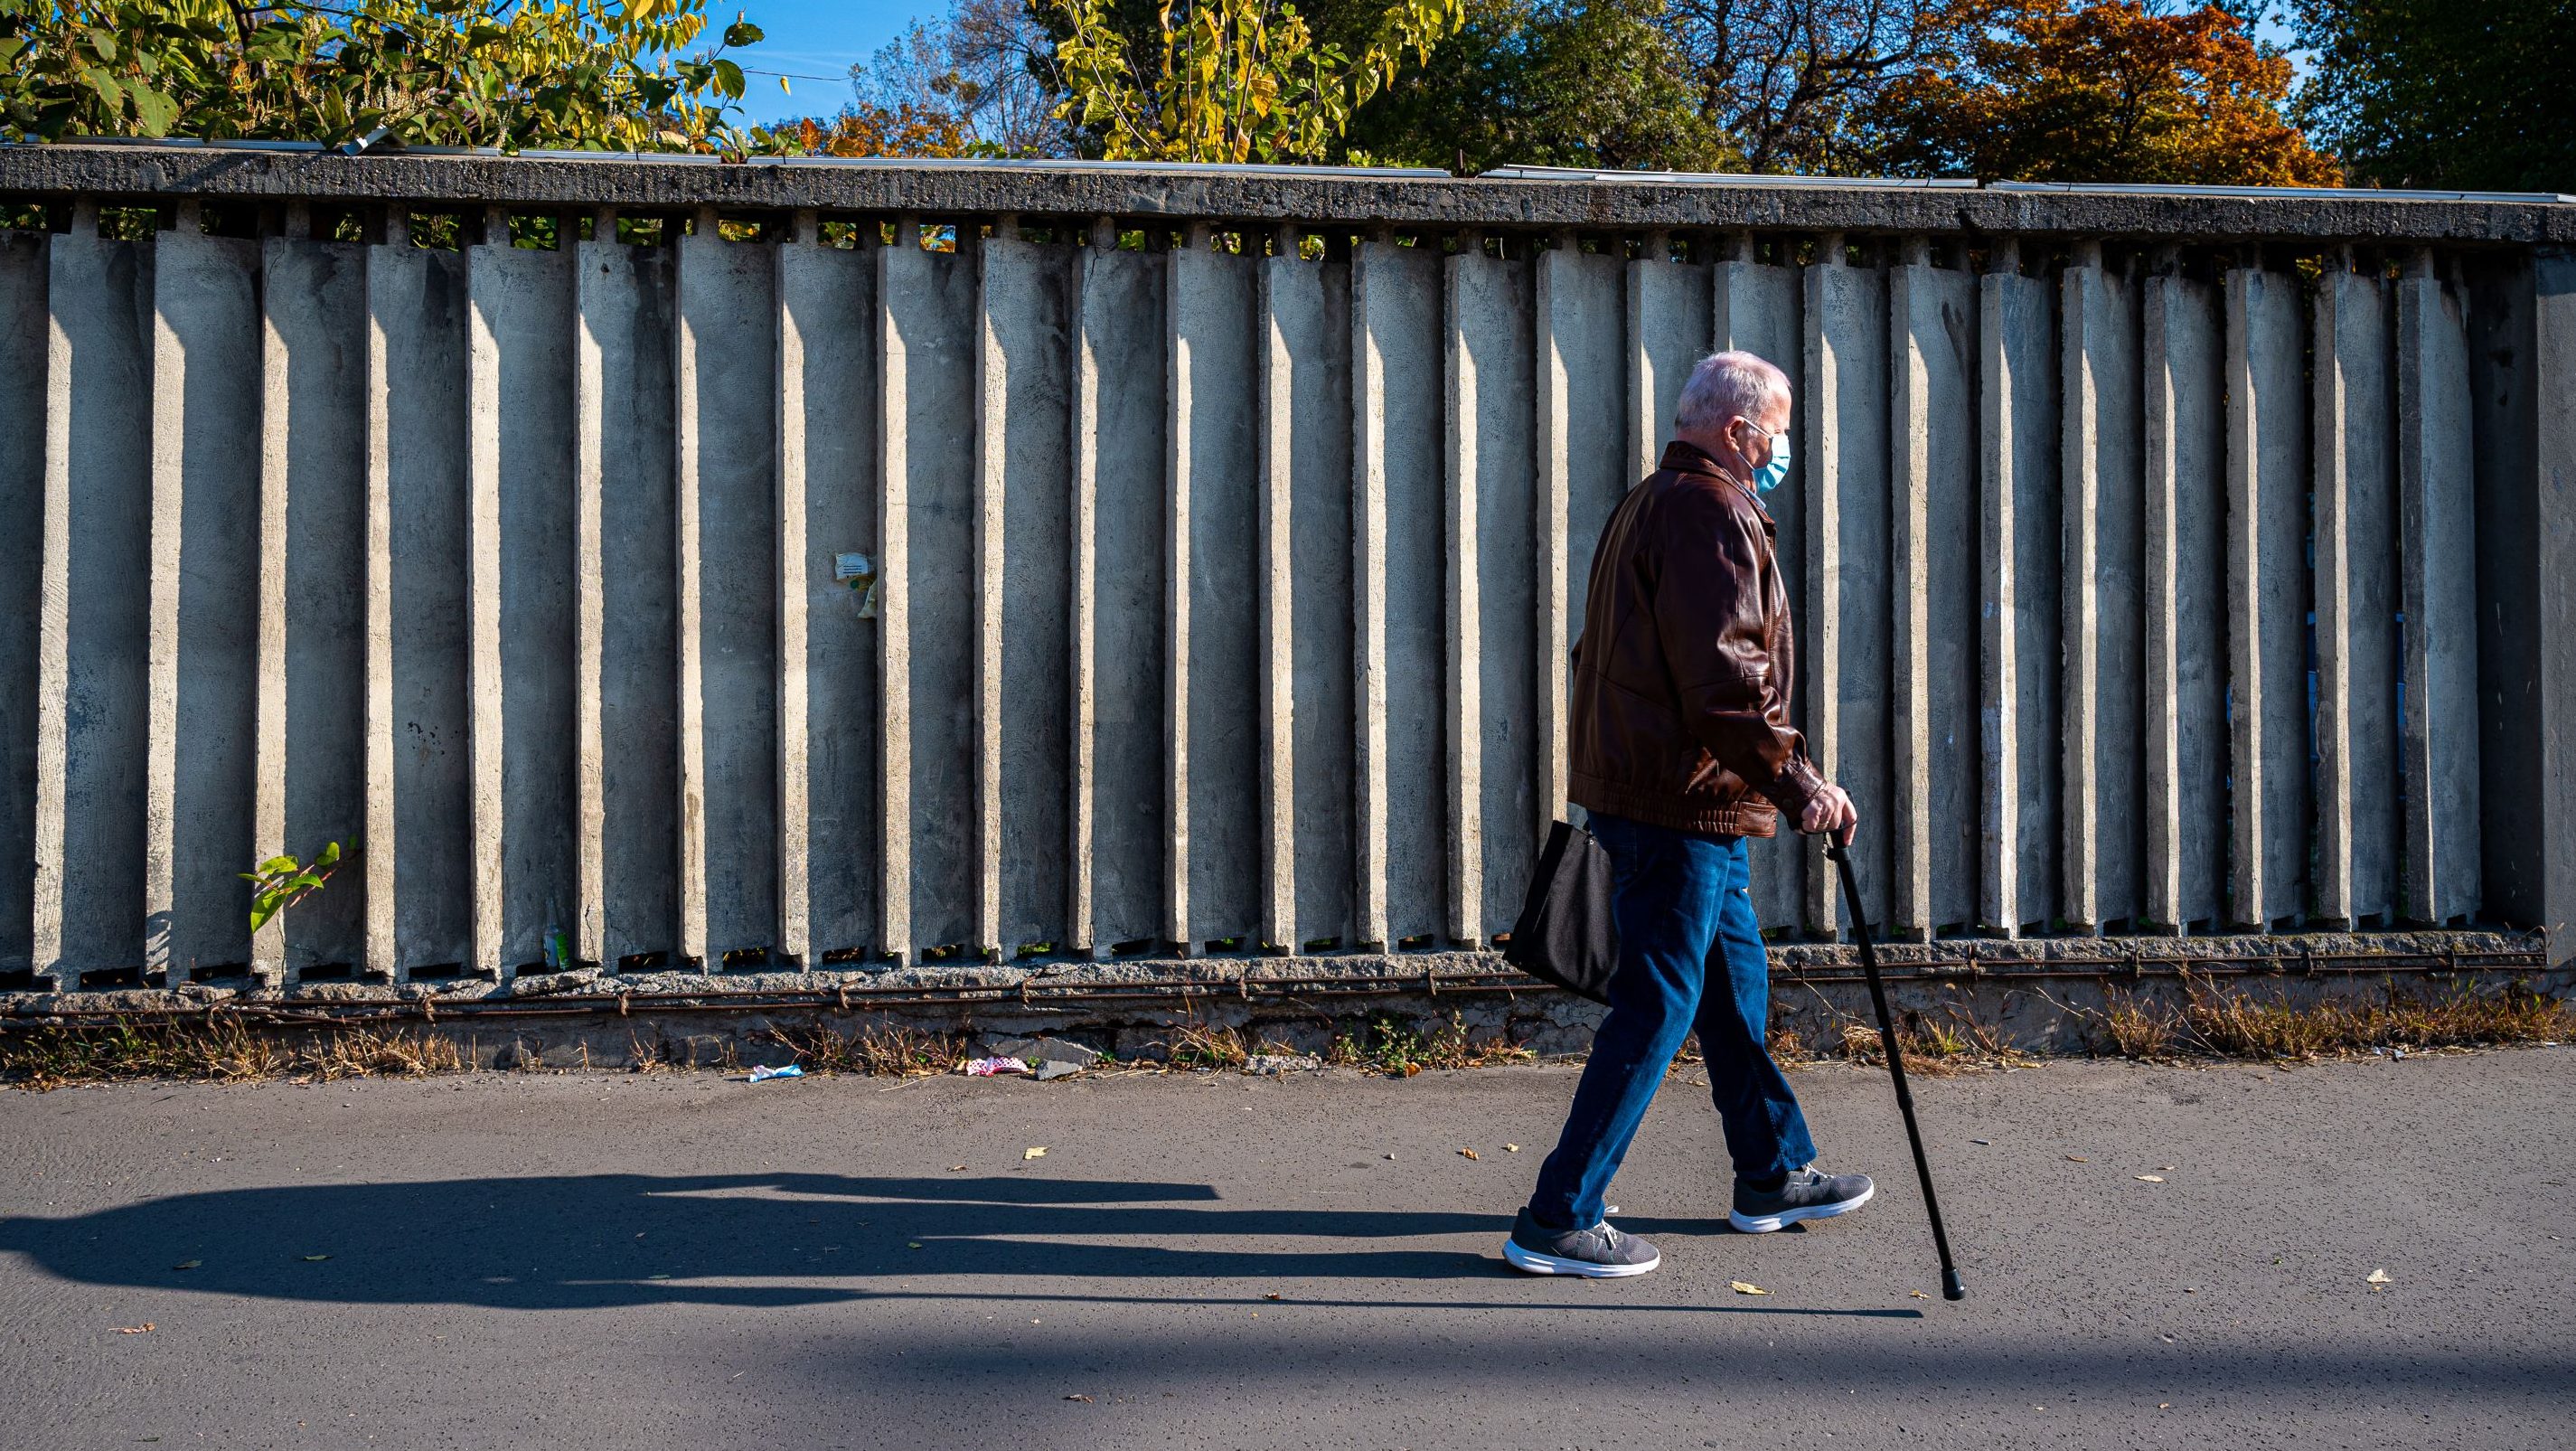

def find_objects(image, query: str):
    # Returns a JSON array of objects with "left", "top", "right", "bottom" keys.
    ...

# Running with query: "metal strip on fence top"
[
  {"left": 1482, "top": 165, "right": 1974, "bottom": 189},
  {"left": 1984, "top": 179, "right": 2576, "bottom": 204}
]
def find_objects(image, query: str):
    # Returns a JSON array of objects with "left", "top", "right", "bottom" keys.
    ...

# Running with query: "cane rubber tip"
[{"left": 1941, "top": 1269, "right": 1966, "bottom": 1301}]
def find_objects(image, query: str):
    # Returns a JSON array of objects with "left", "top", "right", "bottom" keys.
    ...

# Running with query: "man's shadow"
[{"left": 0, "top": 1172, "right": 1880, "bottom": 1315}]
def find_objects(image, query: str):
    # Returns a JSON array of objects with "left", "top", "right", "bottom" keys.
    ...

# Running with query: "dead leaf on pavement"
[
  {"left": 2365, "top": 1267, "right": 2392, "bottom": 1286},
  {"left": 1023, "top": 1147, "right": 1048, "bottom": 1160},
  {"left": 1263, "top": 1293, "right": 1282, "bottom": 1301},
  {"left": 115, "top": 1324, "right": 155, "bottom": 1334},
  {"left": 1064, "top": 1394, "right": 1094, "bottom": 1402},
  {"left": 298, "top": 1254, "right": 330, "bottom": 1262},
  {"left": 947, "top": 1164, "right": 966, "bottom": 1172},
  {"left": 2064, "top": 1154, "right": 2089, "bottom": 1163},
  {"left": 172, "top": 1260, "right": 200, "bottom": 1271},
  {"left": 2136, "top": 1174, "right": 2166, "bottom": 1182},
  {"left": 1458, "top": 1147, "right": 1480, "bottom": 1161},
  {"left": 1504, "top": 1144, "right": 1521, "bottom": 1153},
  {"left": 1729, "top": 1281, "right": 1770, "bottom": 1296}
]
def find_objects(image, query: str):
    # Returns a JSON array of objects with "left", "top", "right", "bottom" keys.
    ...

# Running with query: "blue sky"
[{"left": 723, "top": 0, "right": 931, "bottom": 125}]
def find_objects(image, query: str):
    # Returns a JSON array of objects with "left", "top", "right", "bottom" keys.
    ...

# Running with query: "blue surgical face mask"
[{"left": 1748, "top": 425, "right": 1791, "bottom": 493}]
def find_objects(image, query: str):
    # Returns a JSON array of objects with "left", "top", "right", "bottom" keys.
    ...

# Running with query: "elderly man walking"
[{"left": 1504, "top": 351, "right": 1869, "bottom": 1278}]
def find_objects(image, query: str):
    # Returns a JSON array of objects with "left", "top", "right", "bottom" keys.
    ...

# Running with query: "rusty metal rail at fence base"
[{"left": 1, "top": 938, "right": 2552, "bottom": 1031}]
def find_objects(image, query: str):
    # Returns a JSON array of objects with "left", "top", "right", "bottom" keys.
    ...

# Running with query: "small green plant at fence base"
[
  {"left": 1326, "top": 1011, "right": 1533, "bottom": 1076},
  {"left": 241, "top": 842, "right": 341, "bottom": 935}
]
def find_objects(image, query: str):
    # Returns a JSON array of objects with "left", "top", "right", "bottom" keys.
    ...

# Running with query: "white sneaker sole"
[
  {"left": 1501, "top": 1237, "right": 1660, "bottom": 1277},
  {"left": 1729, "top": 1182, "right": 1875, "bottom": 1234}
]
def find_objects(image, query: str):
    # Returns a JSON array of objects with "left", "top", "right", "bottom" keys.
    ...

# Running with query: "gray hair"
[{"left": 1672, "top": 350, "right": 1791, "bottom": 434}]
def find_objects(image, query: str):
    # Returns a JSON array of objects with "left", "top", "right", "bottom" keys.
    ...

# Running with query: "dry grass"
[
  {"left": 623, "top": 1032, "right": 684, "bottom": 1074},
  {"left": 303, "top": 1027, "right": 467, "bottom": 1079},
  {"left": 1800, "top": 1005, "right": 2033, "bottom": 1077},
  {"left": 2081, "top": 976, "right": 2574, "bottom": 1063},
  {"left": 1162, "top": 1020, "right": 1253, "bottom": 1070},
  {"left": 1, "top": 1016, "right": 467, "bottom": 1088},
  {"left": 762, "top": 1020, "right": 972, "bottom": 1077},
  {"left": 2094, "top": 991, "right": 2184, "bottom": 1060},
  {"left": 9, "top": 977, "right": 2566, "bottom": 1088}
]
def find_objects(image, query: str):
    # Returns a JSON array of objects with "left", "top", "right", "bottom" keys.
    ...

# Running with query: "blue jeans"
[{"left": 1528, "top": 812, "right": 1817, "bottom": 1227}]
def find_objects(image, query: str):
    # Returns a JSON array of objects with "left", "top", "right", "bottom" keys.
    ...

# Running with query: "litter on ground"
[
  {"left": 747, "top": 1064, "right": 805, "bottom": 1083},
  {"left": 964, "top": 1057, "right": 1029, "bottom": 1077}
]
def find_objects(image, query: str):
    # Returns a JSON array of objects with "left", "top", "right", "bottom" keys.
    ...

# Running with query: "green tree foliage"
[
  {"left": 1343, "top": 0, "right": 1725, "bottom": 173},
  {"left": 2293, "top": 0, "right": 2576, "bottom": 193},
  {"left": 0, "top": 0, "right": 765, "bottom": 152},
  {"left": 1255, "top": 0, "right": 1962, "bottom": 173},
  {"left": 1050, "top": 0, "right": 1462, "bottom": 162}
]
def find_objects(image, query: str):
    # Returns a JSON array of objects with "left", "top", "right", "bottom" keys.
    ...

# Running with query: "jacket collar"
[{"left": 1658, "top": 439, "right": 1767, "bottom": 514}]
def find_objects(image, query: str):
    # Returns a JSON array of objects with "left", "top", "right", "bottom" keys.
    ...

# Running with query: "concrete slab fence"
[{"left": 0, "top": 146, "right": 2569, "bottom": 992}]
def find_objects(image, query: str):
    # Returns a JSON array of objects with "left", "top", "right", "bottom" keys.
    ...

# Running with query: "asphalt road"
[{"left": 2, "top": 1048, "right": 2570, "bottom": 1450}]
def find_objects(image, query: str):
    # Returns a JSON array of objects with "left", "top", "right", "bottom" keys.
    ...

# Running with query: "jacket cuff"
[{"left": 1762, "top": 756, "right": 1827, "bottom": 824}]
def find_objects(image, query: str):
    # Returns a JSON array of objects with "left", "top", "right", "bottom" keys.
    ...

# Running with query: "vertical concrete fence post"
[{"left": 2475, "top": 248, "right": 2576, "bottom": 968}]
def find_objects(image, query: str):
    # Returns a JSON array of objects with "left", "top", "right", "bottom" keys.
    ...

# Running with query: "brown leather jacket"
[{"left": 1568, "top": 440, "right": 1826, "bottom": 837}]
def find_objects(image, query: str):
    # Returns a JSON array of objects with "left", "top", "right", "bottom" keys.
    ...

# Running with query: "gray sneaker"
[
  {"left": 1501, "top": 1207, "right": 1661, "bottom": 1277},
  {"left": 1730, "top": 1165, "right": 1875, "bottom": 1233}
]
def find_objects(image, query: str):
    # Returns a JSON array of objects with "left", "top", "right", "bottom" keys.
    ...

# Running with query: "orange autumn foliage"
[
  {"left": 788, "top": 103, "right": 971, "bottom": 159},
  {"left": 1869, "top": 0, "right": 2339, "bottom": 185}
]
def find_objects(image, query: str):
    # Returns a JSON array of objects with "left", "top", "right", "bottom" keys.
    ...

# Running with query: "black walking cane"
[{"left": 1826, "top": 839, "right": 1966, "bottom": 1302}]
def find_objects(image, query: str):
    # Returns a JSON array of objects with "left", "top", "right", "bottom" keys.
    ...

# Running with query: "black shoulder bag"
[{"left": 1501, "top": 820, "right": 1618, "bottom": 1004}]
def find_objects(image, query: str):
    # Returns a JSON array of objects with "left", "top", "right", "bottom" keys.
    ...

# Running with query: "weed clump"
[
  {"left": 1326, "top": 1011, "right": 1533, "bottom": 1076},
  {"left": 1822, "top": 1008, "right": 2030, "bottom": 1077},
  {"left": 1163, "top": 1019, "right": 1253, "bottom": 1069},
  {"left": 762, "top": 1020, "right": 971, "bottom": 1077}
]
